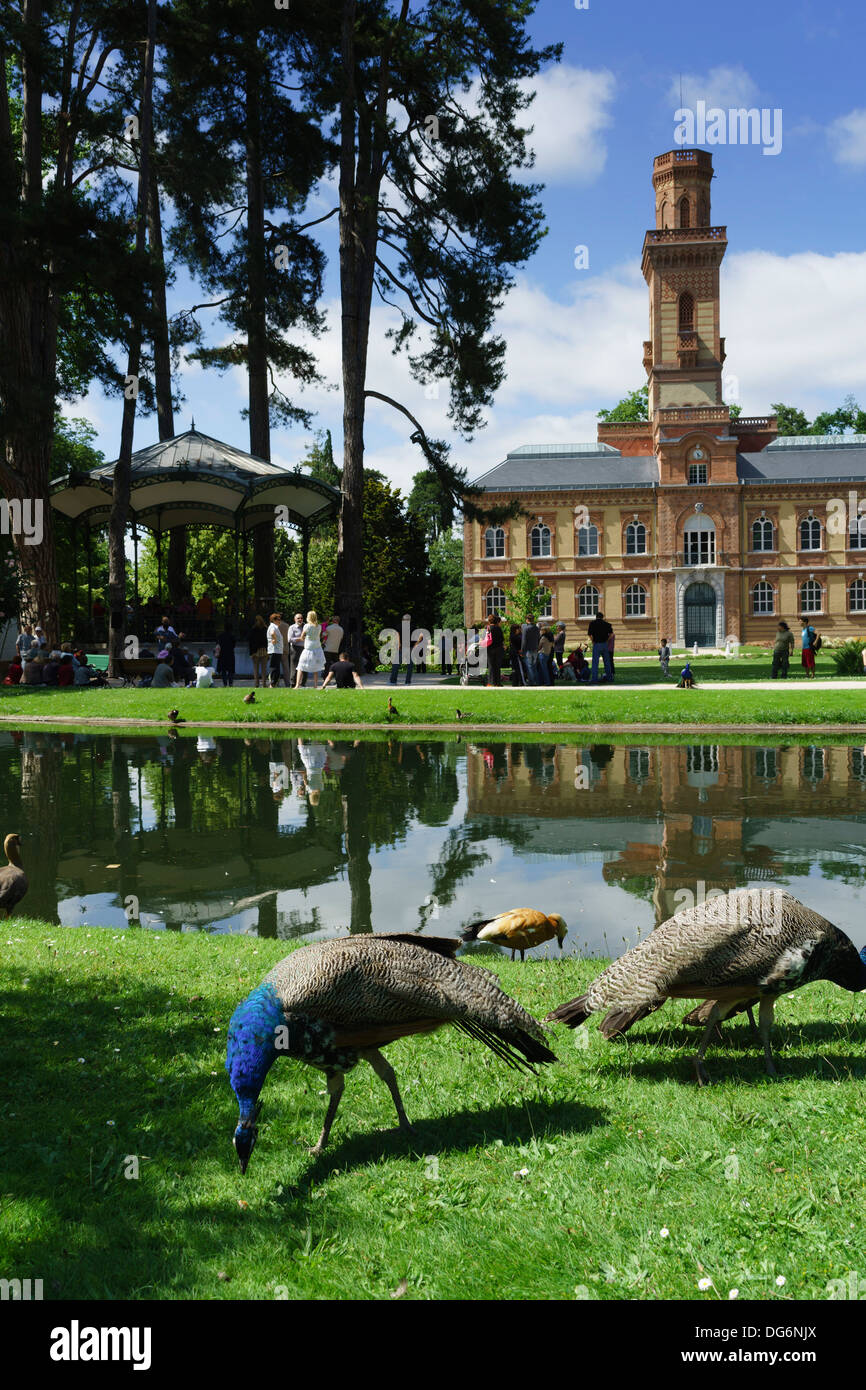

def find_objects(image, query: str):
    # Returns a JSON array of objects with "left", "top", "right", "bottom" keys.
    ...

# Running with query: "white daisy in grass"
[
  {"left": 698, "top": 1277, "right": 712, "bottom": 1291},
  {"left": 660, "top": 1227, "right": 669, "bottom": 1239},
  {"left": 775, "top": 1275, "right": 786, "bottom": 1287},
  {"left": 729, "top": 1289, "right": 739, "bottom": 1299}
]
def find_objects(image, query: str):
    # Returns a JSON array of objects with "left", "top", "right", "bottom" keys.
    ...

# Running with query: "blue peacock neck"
[{"left": 225, "top": 982, "right": 286, "bottom": 1120}]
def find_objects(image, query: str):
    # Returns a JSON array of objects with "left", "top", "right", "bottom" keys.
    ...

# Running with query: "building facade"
[{"left": 463, "top": 149, "right": 866, "bottom": 648}]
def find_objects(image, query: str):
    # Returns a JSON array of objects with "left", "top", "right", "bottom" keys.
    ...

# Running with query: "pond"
[{"left": 3, "top": 730, "right": 866, "bottom": 955}]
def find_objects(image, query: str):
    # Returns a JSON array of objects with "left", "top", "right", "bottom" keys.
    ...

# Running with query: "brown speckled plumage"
[
  {"left": 547, "top": 889, "right": 866, "bottom": 1082},
  {"left": 0, "top": 834, "right": 27, "bottom": 918}
]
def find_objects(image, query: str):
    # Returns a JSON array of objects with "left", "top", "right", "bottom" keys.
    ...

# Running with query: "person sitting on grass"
[
  {"left": 43, "top": 650, "right": 62, "bottom": 686},
  {"left": 152, "top": 650, "right": 175, "bottom": 688},
  {"left": 566, "top": 645, "right": 591, "bottom": 683},
  {"left": 658, "top": 637, "right": 671, "bottom": 677},
  {"left": 3, "top": 654, "right": 23, "bottom": 685},
  {"left": 321, "top": 651, "right": 364, "bottom": 690},
  {"left": 194, "top": 654, "right": 215, "bottom": 688},
  {"left": 678, "top": 661, "right": 696, "bottom": 688},
  {"left": 73, "top": 653, "right": 94, "bottom": 686},
  {"left": 57, "top": 653, "right": 75, "bottom": 687}
]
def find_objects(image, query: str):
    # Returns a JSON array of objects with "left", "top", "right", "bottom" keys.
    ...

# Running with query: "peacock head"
[
  {"left": 225, "top": 983, "right": 284, "bottom": 1174},
  {"left": 549, "top": 913, "right": 568, "bottom": 948}
]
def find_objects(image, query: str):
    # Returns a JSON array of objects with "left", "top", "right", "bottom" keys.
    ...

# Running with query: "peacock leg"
[
  {"left": 310, "top": 1070, "right": 344, "bottom": 1155},
  {"left": 361, "top": 1048, "right": 413, "bottom": 1133},
  {"left": 693, "top": 1002, "right": 723, "bottom": 1086},
  {"left": 758, "top": 997, "right": 777, "bottom": 1076},
  {"left": 746, "top": 1005, "right": 759, "bottom": 1039}
]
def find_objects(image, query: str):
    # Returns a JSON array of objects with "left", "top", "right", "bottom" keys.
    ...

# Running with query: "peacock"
[
  {"left": 0, "top": 834, "right": 27, "bottom": 918},
  {"left": 225, "top": 933, "right": 556, "bottom": 1171},
  {"left": 462, "top": 909, "right": 568, "bottom": 961},
  {"left": 546, "top": 888, "right": 866, "bottom": 1083}
]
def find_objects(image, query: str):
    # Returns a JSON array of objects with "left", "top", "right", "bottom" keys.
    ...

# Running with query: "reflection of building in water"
[{"left": 467, "top": 742, "right": 866, "bottom": 924}]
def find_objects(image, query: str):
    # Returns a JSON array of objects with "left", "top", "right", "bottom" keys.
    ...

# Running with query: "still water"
[{"left": 3, "top": 730, "right": 866, "bottom": 955}]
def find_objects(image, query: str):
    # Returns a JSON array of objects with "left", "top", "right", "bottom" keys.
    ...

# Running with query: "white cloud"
[
  {"left": 518, "top": 65, "right": 616, "bottom": 183},
  {"left": 827, "top": 108, "right": 866, "bottom": 168},
  {"left": 667, "top": 65, "right": 760, "bottom": 113}
]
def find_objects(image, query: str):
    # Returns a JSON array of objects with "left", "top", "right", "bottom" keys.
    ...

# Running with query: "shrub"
[{"left": 829, "top": 639, "right": 866, "bottom": 676}]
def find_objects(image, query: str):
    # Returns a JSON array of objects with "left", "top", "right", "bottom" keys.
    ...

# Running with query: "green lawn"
[
  {"left": 1, "top": 680, "right": 864, "bottom": 728},
  {"left": 1, "top": 921, "right": 864, "bottom": 1300}
]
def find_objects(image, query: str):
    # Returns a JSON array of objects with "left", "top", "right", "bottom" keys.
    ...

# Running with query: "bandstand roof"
[{"left": 49, "top": 427, "right": 340, "bottom": 533}]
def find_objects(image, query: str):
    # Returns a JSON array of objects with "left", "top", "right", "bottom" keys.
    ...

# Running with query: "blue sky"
[{"left": 70, "top": 0, "right": 866, "bottom": 493}]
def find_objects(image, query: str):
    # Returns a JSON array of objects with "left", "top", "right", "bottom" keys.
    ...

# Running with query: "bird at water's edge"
[
  {"left": 0, "top": 834, "right": 27, "bottom": 918},
  {"left": 546, "top": 888, "right": 866, "bottom": 1083},
  {"left": 225, "top": 933, "right": 556, "bottom": 1171},
  {"left": 462, "top": 909, "right": 567, "bottom": 962}
]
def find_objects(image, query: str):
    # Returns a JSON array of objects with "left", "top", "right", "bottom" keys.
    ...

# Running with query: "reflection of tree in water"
[{"left": 19, "top": 733, "right": 65, "bottom": 922}]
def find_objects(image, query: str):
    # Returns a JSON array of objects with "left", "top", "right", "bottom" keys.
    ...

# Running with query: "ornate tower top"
[{"left": 652, "top": 149, "right": 714, "bottom": 230}]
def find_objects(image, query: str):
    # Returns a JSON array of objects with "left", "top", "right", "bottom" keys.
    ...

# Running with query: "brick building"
[{"left": 463, "top": 149, "right": 866, "bottom": 648}]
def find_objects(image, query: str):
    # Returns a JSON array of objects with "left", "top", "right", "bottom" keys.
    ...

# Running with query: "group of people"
[
  {"left": 139, "top": 616, "right": 237, "bottom": 689},
  {"left": 6, "top": 623, "right": 100, "bottom": 688},
  {"left": 771, "top": 617, "right": 823, "bottom": 679},
  {"left": 482, "top": 610, "right": 618, "bottom": 687},
  {"left": 257, "top": 611, "right": 362, "bottom": 691}
]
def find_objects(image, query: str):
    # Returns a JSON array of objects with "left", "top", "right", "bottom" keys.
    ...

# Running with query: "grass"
[
  {"left": 1, "top": 677, "right": 864, "bottom": 730},
  {"left": 2, "top": 920, "right": 865, "bottom": 1301}
]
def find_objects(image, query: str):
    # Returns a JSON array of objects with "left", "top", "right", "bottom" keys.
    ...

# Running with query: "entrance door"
[{"left": 684, "top": 582, "right": 716, "bottom": 647}]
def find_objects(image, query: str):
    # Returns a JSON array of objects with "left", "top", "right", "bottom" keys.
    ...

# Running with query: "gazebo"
[{"left": 49, "top": 426, "right": 340, "bottom": 625}]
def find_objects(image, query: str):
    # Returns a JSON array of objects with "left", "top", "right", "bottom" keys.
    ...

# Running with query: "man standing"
[
  {"left": 288, "top": 611, "right": 305, "bottom": 687},
  {"left": 520, "top": 614, "right": 540, "bottom": 684},
  {"left": 15, "top": 622, "right": 35, "bottom": 660},
  {"left": 588, "top": 610, "right": 614, "bottom": 684},
  {"left": 771, "top": 621, "right": 795, "bottom": 679},
  {"left": 800, "top": 614, "right": 817, "bottom": 678},
  {"left": 323, "top": 615, "right": 344, "bottom": 673}
]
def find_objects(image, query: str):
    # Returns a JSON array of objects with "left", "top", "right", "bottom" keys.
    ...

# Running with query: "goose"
[{"left": 0, "top": 834, "right": 28, "bottom": 918}]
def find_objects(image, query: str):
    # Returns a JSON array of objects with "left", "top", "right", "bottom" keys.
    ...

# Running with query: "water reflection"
[{"left": 2, "top": 730, "right": 865, "bottom": 953}]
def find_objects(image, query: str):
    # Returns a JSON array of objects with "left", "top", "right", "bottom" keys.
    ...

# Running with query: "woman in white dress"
[{"left": 295, "top": 609, "right": 326, "bottom": 689}]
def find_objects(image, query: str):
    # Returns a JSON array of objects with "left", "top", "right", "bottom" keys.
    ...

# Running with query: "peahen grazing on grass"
[
  {"left": 226, "top": 933, "right": 556, "bottom": 1171},
  {"left": 0, "top": 834, "right": 27, "bottom": 918},
  {"left": 546, "top": 888, "right": 866, "bottom": 1084},
  {"left": 462, "top": 909, "right": 568, "bottom": 961}
]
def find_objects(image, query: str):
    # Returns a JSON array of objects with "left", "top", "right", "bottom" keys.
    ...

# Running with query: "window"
[
  {"left": 850, "top": 579, "right": 866, "bottom": 612},
  {"left": 803, "top": 746, "right": 824, "bottom": 783},
  {"left": 800, "top": 579, "right": 822, "bottom": 614},
  {"left": 752, "top": 518, "right": 774, "bottom": 551},
  {"left": 530, "top": 523, "right": 551, "bottom": 558},
  {"left": 850, "top": 516, "right": 866, "bottom": 549},
  {"left": 577, "top": 524, "right": 599, "bottom": 557},
  {"left": 484, "top": 526, "right": 505, "bottom": 558},
  {"left": 679, "top": 198, "right": 690, "bottom": 231},
  {"left": 484, "top": 586, "right": 506, "bottom": 617},
  {"left": 678, "top": 291, "right": 694, "bottom": 330},
  {"left": 687, "top": 746, "right": 719, "bottom": 775},
  {"left": 754, "top": 748, "right": 777, "bottom": 783},
  {"left": 628, "top": 749, "right": 651, "bottom": 784},
  {"left": 624, "top": 583, "right": 647, "bottom": 617},
  {"left": 683, "top": 516, "right": 715, "bottom": 565},
  {"left": 688, "top": 463, "right": 708, "bottom": 485},
  {"left": 799, "top": 516, "right": 822, "bottom": 550},
  {"left": 752, "top": 580, "right": 774, "bottom": 615},
  {"left": 536, "top": 589, "right": 553, "bottom": 620},
  {"left": 577, "top": 583, "right": 599, "bottom": 618},
  {"left": 625, "top": 521, "right": 647, "bottom": 555}
]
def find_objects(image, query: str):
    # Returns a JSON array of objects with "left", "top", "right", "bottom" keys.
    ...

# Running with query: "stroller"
[{"left": 459, "top": 637, "right": 483, "bottom": 686}]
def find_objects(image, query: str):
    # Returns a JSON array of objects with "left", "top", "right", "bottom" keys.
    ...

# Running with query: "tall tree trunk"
[
  {"left": 0, "top": 1, "right": 60, "bottom": 643},
  {"left": 148, "top": 166, "right": 187, "bottom": 602},
  {"left": 244, "top": 63, "right": 275, "bottom": 607},
  {"left": 108, "top": 0, "right": 156, "bottom": 674}
]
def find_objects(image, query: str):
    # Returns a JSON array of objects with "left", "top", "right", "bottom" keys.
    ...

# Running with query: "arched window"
[
  {"left": 484, "top": 526, "right": 505, "bottom": 558},
  {"left": 850, "top": 579, "right": 866, "bottom": 612},
  {"left": 850, "top": 516, "right": 866, "bottom": 550},
  {"left": 683, "top": 513, "right": 715, "bottom": 566},
  {"left": 530, "top": 523, "right": 551, "bottom": 558},
  {"left": 800, "top": 579, "right": 822, "bottom": 614},
  {"left": 679, "top": 196, "right": 690, "bottom": 229},
  {"left": 752, "top": 580, "right": 774, "bottom": 615},
  {"left": 625, "top": 521, "right": 647, "bottom": 555},
  {"left": 678, "top": 291, "right": 694, "bottom": 330},
  {"left": 799, "top": 516, "right": 822, "bottom": 551},
  {"left": 624, "top": 583, "right": 647, "bottom": 617},
  {"left": 577, "top": 523, "right": 599, "bottom": 557},
  {"left": 536, "top": 589, "right": 553, "bottom": 620},
  {"left": 484, "top": 585, "right": 506, "bottom": 617},
  {"left": 577, "top": 583, "right": 599, "bottom": 618},
  {"left": 752, "top": 518, "right": 774, "bottom": 552}
]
